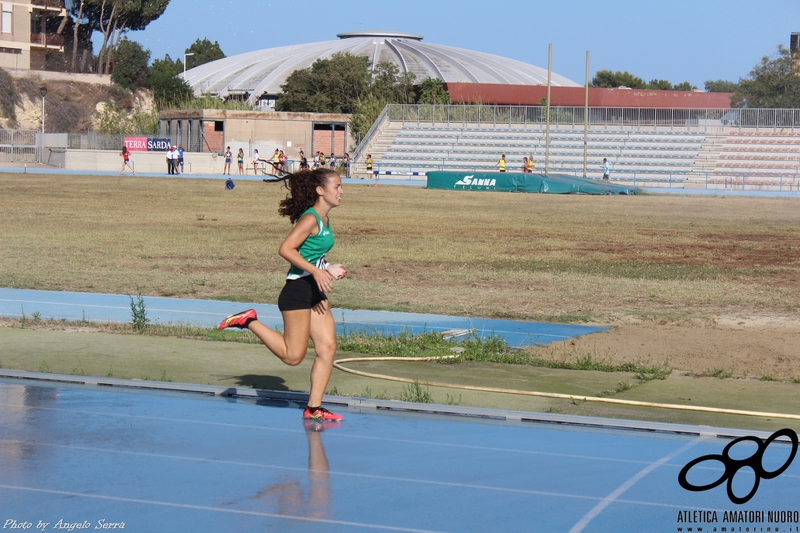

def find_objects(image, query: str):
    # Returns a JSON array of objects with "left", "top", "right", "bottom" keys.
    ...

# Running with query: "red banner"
[{"left": 124, "top": 137, "right": 149, "bottom": 151}]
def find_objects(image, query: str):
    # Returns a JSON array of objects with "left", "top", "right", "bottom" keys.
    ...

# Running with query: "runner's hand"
[
  {"left": 313, "top": 269, "right": 335, "bottom": 293},
  {"left": 327, "top": 264, "right": 348, "bottom": 280}
]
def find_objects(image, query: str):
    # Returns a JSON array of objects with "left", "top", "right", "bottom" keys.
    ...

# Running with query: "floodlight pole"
[
  {"left": 40, "top": 86, "right": 47, "bottom": 134},
  {"left": 183, "top": 52, "right": 194, "bottom": 78},
  {"left": 544, "top": 44, "right": 552, "bottom": 177},
  {"left": 583, "top": 51, "right": 589, "bottom": 178}
]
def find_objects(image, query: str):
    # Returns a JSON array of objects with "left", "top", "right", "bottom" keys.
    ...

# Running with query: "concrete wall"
[
  {"left": 58, "top": 149, "right": 224, "bottom": 175},
  {"left": 0, "top": 1, "right": 31, "bottom": 70},
  {"left": 158, "top": 109, "right": 356, "bottom": 163}
]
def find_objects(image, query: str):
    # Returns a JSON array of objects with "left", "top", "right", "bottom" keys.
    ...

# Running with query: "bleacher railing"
[
  {"left": 352, "top": 104, "right": 391, "bottom": 163},
  {"left": 377, "top": 104, "right": 800, "bottom": 130}
]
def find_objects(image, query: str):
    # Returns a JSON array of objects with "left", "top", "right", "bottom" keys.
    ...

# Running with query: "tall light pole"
[
  {"left": 183, "top": 52, "right": 194, "bottom": 78},
  {"left": 39, "top": 86, "right": 47, "bottom": 134}
]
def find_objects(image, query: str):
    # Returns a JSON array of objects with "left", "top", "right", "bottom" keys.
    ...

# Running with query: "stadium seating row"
[
  {"left": 361, "top": 122, "right": 800, "bottom": 189},
  {"left": 713, "top": 132, "right": 800, "bottom": 180}
]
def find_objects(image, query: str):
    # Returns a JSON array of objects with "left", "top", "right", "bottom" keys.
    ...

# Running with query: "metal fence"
[
  {"left": 62, "top": 133, "right": 206, "bottom": 152},
  {"left": 0, "top": 130, "right": 214, "bottom": 163},
  {"left": 379, "top": 104, "right": 800, "bottom": 130},
  {"left": 0, "top": 130, "right": 39, "bottom": 163}
]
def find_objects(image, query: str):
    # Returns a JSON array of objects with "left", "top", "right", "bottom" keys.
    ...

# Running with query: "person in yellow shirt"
[{"left": 495, "top": 154, "right": 507, "bottom": 173}]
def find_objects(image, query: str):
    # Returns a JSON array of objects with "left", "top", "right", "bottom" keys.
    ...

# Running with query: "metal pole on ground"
[
  {"left": 40, "top": 87, "right": 47, "bottom": 134},
  {"left": 583, "top": 51, "right": 589, "bottom": 178},
  {"left": 544, "top": 44, "right": 552, "bottom": 177}
]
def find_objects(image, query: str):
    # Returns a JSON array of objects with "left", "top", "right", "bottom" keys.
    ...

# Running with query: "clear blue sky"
[{"left": 121, "top": 0, "right": 800, "bottom": 89}]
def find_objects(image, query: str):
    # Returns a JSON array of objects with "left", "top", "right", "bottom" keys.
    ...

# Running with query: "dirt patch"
[
  {"left": 1, "top": 69, "right": 151, "bottom": 131},
  {"left": 532, "top": 317, "right": 800, "bottom": 380}
]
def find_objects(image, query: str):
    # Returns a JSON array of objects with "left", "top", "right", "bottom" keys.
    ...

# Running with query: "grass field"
[
  {"left": 2, "top": 172, "right": 799, "bottom": 428},
  {"left": 2, "top": 173, "right": 798, "bottom": 322}
]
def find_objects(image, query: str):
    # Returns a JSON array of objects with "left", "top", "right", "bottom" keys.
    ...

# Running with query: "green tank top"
[{"left": 286, "top": 207, "right": 335, "bottom": 279}]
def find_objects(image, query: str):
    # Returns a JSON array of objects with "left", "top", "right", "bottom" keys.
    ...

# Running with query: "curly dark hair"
[{"left": 269, "top": 168, "right": 339, "bottom": 223}]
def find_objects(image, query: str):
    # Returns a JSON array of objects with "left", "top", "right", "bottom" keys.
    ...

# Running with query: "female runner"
[{"left": 219, "top": 167, "right": 347, "bottom": 421}]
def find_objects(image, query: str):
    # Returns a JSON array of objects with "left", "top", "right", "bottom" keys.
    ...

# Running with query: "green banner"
[{"left": 426, "top": 172, "right": 638, "bottom": 195}]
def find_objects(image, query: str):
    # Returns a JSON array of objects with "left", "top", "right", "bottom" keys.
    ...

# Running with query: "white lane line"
[
  {"left": 0, "top": 405, "right": 673, "bottom": 465},
  {"left": 0, "top": 439, "right": 727, "bottom": 512},
  {"left": 0, "top": 439, "right": 660, "bottom": 505},
  {"left": 566, "top": 438, "right": 705, "bottom": 533},
  {"left": 0, "top": 484, "right": 444, "bottom": 533}
]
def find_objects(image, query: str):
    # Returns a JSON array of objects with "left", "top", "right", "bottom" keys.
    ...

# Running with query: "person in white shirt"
[
  {"left": 253, "top": 149, "right": 266, "bottom": 175},
  {"left": 168, "top": 146, "right": 180, "bottom": 175}
]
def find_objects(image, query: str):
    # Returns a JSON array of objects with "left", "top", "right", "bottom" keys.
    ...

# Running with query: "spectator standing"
[
  {"left": 522, "top": 157, "right": 529, "bottom": 173},
  {"left": 329, "top": 153, "right": 336, "bottom": 172},
  {"left": 279, "top": 150, "right": 287, "bottom": 173},
  {"left": 237, "top": 148, "right": 245, "bottom": 175},
  {"left": 602, "top": 158, "right": 610, "bottom": 180},
  {"left": 253, "top": 149, "right": 265, "bottom": 175},
  {"left": 343, "top": 153, "right": 351, "bottom": 178},
  {"left": 319, "top": 152, "right": 327, "bottom": 169},
  {"left": 224, "top": 147, "right": 232, "bottom": 175},
  {"left": 527, "top": 155, "right": 534, "bottom": 174},
  {"left": 166, "top": 145, "right": 172, "bottom": 174},
  {"left": 170, "top": 146, "right": 180, "bottom": 174},
  {"left": 496, "top": 154, "right": 507, "bottom": 173},
  {"left": 313, "top": 151, "right": 320, "bottom": 169},
  {"left": 366, "top": 154, "right": 373, "bottom": 182},
  {"left": 120, "top": 146, "right": 135, "bottom": 175},
  {"left": 270, "top": 149, "right": 281, "bottom": 176},
  {"left": 178, "top": 145, "right": 185, "bottom": 174}
]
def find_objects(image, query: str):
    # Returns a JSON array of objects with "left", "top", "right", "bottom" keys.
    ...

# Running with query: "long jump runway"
[{"left": 1, "top": 376, "right": 799, "bottom": 533}]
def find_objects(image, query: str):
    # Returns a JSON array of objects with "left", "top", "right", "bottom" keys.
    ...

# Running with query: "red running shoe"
[
  {"left": 302, "top": 406, "right": 344, "bottom": 421},
  {"left": 218, "top": 309, "right": 257, "bottom": 330}
]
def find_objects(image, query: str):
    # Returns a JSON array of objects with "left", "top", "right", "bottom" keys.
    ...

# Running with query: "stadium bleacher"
[
  {"left": 357, "top": 120, "right": 800, "bottom": 191},
  {"left": 710, "top": 131, "right": 800, "bottom": 189},
  {"left": 363, "top": 123, "right": 702, "bottom": 185}
]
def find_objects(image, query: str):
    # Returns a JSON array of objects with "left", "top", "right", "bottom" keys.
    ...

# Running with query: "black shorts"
[{"left": 278, "top": 276, "right": 327, "bottom": 311}]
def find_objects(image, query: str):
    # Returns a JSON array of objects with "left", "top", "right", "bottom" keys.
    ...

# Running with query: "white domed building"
[{"left": 183, "top": 30, "right": 580, "bottom": 107}]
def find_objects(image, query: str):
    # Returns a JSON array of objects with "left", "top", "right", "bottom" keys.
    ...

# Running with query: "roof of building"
[{"left": 183, "top": 31, "right": 580, "bottom": 105}]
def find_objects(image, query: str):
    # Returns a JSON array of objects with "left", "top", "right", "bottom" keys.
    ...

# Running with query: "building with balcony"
[{"left": 0, "top": 0, "right": 66, "bottom": 70}]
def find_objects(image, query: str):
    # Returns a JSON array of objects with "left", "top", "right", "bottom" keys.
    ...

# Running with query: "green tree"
[
  {"left": 351, "top": 94, "right": 393, "bottom": 139},
  {"left": 672, "top": 81, "right": 698, "bottom": 91},
  {"left": 110, "top": 37, "right": 150, "bottom": 90},
  {"left": 184, "top": 38, "right": 225, "bottom": 70},
  {"left": 148, "top": 54, "right": 193, "bottom": 107},
  {"left": 591, "top": 70, "right": 646, "bottom": 89},
  {"left": 734, "top": 45, "right": 800, "bottom": 108},
  {"left": 704, "top": 79, "right": 739, "bottom": 92},
  {"left": 276, "top": 52, "right": 372, "bottom": 114},
  {"left": 417, "top": 77, "right": 451, "bottom": 104},
  {"left": 647, "top": 79, "right": 673, "bottom": 90},
  {"left": 395, "top": 71, "right": 417, "bottom": 104},
  {"left": 370, "top": 61, "right": 401, "bottom": 101},
  {"left": 73, "top": 0, "right": 170, "bottom": 74}
]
